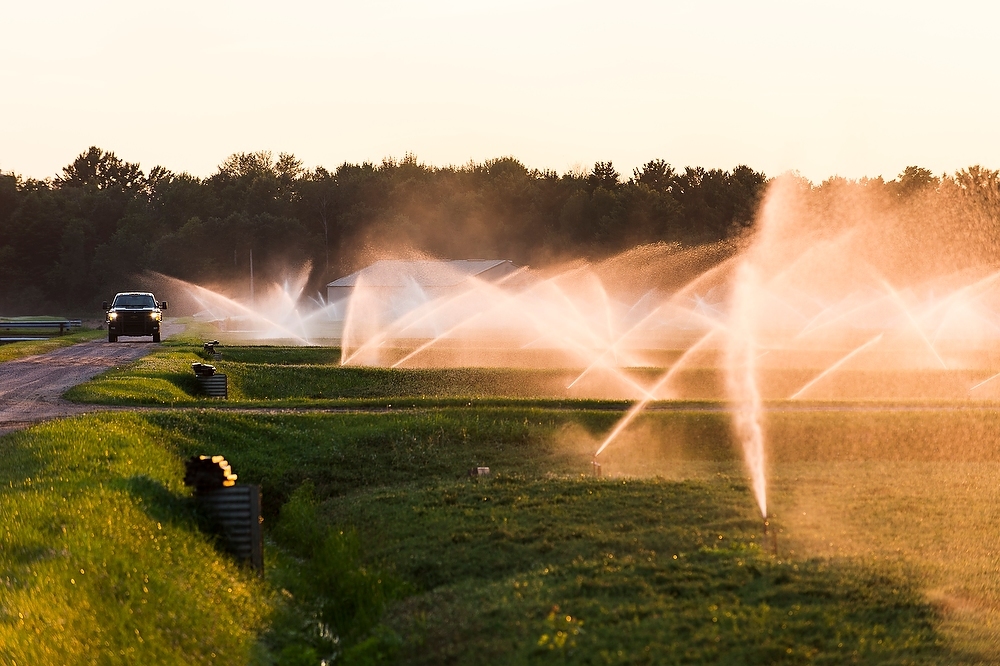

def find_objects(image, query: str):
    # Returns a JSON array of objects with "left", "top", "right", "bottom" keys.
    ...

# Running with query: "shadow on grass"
[
  {"left": 113, "top": 474, "right": 275, "bottom": 567},
  {"left": 109, "top": 475, "right": 204, "bottom": 530},
  {"left": 169, "top": 372, "right": 201, "bottom": 396},
  {"left": 323, "top": 473, "right": 967, "bottom": 664},
  {"left": 384, "top": 549, "right": 963, "bottom": 665}
]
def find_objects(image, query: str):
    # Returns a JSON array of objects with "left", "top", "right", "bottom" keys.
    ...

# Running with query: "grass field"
[
  {"left": 66, "top": 339, "right": 1000, "bottom": 407},
  {"left": 9, "top": 342, "right": 1000, "bottom": 663},
  {"left": 0, "top": 328, "right": 103, "bottom": 363}
]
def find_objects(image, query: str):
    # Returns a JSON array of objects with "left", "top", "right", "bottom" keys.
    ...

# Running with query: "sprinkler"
[
  {"left": 203, "top": 340, "right": 222, "bottom": 360},
  {"left": 763, "top": 516, "right": 777, "bottom": 556},
  {"left": 591, "top": 456, "right": 602, "bottom": 477}
]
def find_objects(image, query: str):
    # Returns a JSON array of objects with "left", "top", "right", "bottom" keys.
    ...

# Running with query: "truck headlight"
[
  {"left": 108, "top": 312, "right": 118, "bottom": 320},
  {"left": 150, "top": 312, "right": 161, "bottom": 321}
]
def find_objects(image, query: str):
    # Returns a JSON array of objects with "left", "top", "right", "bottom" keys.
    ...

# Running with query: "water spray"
[
  {"left": 725, "top": 262, "right": 769, "bottom": 523},
  {"left": 150, "top": 270, "right": 314, "bottom": 344}
]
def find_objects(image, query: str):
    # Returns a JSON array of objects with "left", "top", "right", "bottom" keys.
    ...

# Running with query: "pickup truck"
[{"left": 103, "top": 292, "right": 167, "bottom": 342}]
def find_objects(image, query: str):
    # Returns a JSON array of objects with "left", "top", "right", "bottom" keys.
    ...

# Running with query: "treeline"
[
  {"left": 0, "top": 147, "right": 767, "bottom": 312},
  {"left": 2, "top": 147, "right": 998, "bottom": 314}
]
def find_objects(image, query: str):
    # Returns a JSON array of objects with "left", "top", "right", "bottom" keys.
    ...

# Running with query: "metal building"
[{"left": 327, "top": 259, "right": 519, "bottom": 306}]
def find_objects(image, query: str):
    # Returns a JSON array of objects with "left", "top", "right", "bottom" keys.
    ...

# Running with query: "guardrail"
[{"left": 0, "top": 320, "right": 83, "bottom": 335}]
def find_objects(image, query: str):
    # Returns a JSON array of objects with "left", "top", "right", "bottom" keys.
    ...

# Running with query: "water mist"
[{"left": 155, "top": 171, "right": 1000, "bottom": 532}]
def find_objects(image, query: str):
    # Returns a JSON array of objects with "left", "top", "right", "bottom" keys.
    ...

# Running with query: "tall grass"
[{"left": 0, "top": 415, "right": 270, "bottom": 664}]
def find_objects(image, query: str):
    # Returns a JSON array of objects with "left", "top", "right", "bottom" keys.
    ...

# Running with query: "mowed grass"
[
  {"left": 769, "top": 460, "right": 1000, "bottom": 660},
  {"left": 64, "top": 342, "right": 667, "bottom": 406},
  {"left": 598, "top": 408, "right": 1000, "bottom": 661},
  {"left": 328, "top": 474, "right": 944, "bottom": 664}
]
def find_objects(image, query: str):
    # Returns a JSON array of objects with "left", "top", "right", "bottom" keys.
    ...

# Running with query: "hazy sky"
[{"left": 2, "top": 0, "right": 998, "bottom": 183}]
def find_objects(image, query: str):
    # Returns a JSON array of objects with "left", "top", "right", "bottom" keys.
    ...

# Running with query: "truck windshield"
[{"left": 113, "top": 294, "right": 156, "bottom": 309}]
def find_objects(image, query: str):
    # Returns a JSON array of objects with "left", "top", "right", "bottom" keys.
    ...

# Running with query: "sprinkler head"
[
  {"left": 591, "top": 457, "right": 602, "bottom": 477},
  {"left": 762, "top": 515, "right": 777, "bottom": 556}
]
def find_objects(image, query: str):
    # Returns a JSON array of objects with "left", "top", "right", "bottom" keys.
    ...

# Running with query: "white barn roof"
[{"left": 328, "top": 259, "right": 515, "bottom": 288}]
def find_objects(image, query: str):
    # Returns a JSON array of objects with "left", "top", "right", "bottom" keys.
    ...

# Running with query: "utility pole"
[{"left": 249, "top": 248, "right": 255, "bottom": 305}]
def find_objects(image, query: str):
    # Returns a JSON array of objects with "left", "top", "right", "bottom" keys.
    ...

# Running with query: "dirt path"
[{"left": 0, "top": 325, "right": 181, "bottom": 436}]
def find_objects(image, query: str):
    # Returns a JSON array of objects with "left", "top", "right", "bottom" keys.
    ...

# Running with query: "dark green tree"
[
  {"left": 632, "top": 159, "right": 675, "bottom": 192},
  {"left": 588, "top": 161, "right": 621, "bottom": 191},
  {"left": 55, "top": 146, "right": 144, "bottom": 193}
]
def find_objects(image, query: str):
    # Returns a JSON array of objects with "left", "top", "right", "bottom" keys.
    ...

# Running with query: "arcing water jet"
[
  {"left": 789, "top": 333, "right": 884, "bottom": 400},
  {"left": 148, "top": 269, "right": 320, "bottom": 344}
]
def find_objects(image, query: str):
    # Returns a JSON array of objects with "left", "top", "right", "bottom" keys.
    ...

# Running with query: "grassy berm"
[
  {"left": 63, "top": 342, "right": 654, "bottom": 407},
  {"left": 1, "top": 405, "right": 961, "bottom": 664}
]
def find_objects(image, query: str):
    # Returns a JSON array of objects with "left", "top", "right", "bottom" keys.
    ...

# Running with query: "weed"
[{"left": 263, "top": 482, "right": 409, "bottom": 662}]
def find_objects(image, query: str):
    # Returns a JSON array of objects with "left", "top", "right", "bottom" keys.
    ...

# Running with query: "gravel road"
[{"left": 0, "top": 326, "right": 180, "bottom": 436}]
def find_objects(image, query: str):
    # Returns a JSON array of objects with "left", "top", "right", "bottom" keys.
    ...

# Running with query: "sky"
[{"left": 2, "top": 0, "right": 998, "bottom": 183}]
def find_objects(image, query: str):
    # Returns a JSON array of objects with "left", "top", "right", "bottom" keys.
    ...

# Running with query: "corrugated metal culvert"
[
  {"left": 192, "top": 362, "right": 228, "bottom": 398},
  {"left": 183, "top": 455, "right": 263, "bottom": 572},
  {"left": 200, "top": 485, "right": 263, "bottom": 571}
]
